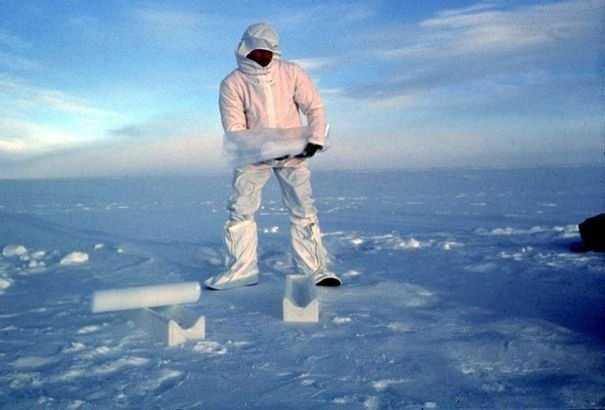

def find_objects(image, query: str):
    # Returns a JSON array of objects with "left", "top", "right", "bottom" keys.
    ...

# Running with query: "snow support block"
[
  {"left": 91, "top": 282, "right": 201, "bottom": 313},
  {"left": 128, "top": 306, "right": 205, "bottom": 347},
  {"left": 283, "top": 274, "right": 318, "bottom": 322}
]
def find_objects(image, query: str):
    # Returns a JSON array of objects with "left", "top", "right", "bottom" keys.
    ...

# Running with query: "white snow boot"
[
  {"left": 205, "top": 220, "right": 259, "bottom": 290},
  {"left": 291, "top": 218, "right": 341, "bottom": 286}
]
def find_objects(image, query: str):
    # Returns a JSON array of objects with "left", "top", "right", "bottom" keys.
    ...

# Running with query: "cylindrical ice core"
[{"left": 91, "top": 282, "right": 201, "bottom": 313}]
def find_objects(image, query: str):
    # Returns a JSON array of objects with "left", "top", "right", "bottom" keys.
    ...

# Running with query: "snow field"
[{"left": 0, "top": 167, "right": 604, "bottom": 408}]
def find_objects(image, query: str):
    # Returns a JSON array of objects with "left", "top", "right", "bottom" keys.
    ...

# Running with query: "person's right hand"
[{"left": 295, "top": 143, "right": 323, "bottom": 159}]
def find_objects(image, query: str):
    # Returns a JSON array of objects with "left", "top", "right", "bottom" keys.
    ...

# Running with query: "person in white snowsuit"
[{"left": 204, "top": 22, "right": 341, "bottom": 290}]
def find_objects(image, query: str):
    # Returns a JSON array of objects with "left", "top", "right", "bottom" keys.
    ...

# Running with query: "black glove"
[{"left": 295, "top": 143, "right": 323, "bottom": 159}]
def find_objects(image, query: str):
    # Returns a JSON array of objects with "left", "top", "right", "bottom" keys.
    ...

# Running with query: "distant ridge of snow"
[{"left": 475, "top": 225, "right": 578, "bottom": 236}]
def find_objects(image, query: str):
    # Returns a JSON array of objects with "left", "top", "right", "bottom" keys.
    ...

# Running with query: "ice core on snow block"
[
  {"left": 283, "top": 274, "right": 318, "bottom": 322},
  {"left": 91, "top": 282, "right": 201, "bottom": 313}
]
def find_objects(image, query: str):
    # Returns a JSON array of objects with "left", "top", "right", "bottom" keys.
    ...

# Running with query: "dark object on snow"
[{"left": 579, "top": 213, "right": 605, "bottom": 252}]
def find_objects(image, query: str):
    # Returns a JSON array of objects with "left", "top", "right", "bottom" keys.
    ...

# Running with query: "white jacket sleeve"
[
  {"left": 293, "top": 66, "right": 327, "bottom": 146},
  {"left": 219, "top": 77, "right": 247, "bottom": 132}
]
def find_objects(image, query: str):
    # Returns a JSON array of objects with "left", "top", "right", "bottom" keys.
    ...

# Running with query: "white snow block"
[
  {"left": 283, "top": 274, "right": 318, "bottom": 322},
  {"left": 91, "top": 282, "right": 201, "bottom": 313},
  {"left": 129, "top": 306, "right": 205, "bottom": 347}
]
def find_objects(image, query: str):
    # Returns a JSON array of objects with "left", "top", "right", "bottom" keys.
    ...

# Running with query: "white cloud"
[
  {"left": 0, "top": 133, "right": 226, "bottom": 179},
  {"left": 275, "top": 2, "right": 374, "bottom": 28},
  {"left": 0, "top": 75, "right": 118, "bottom": 160},
  {"left": 0, "top": 51, "right": 42, "bottom": 71},
  {"left": 134, "top": 7, "right": 204, "bottom": 35},
  {"left": 34, "top": 91, "right": 109, "bottom": 117},
  {"left": 339, "top": 0, "right": 603, "bottom": 108},
  {"left": 419, "top": 0, "right": 601, "bottom": 56},
  {"left": 129, "top": 6, "right": 226, "bottom": 51},
  {"left": 320, "top": 117, "right": 603, "bottom": 171},
  {"left": 1, "top": 102, "right": 224, "bottom": 177},
  {"left": 0, "top": 29, "right": 29, "bottom": 49},
  {"left": 1, "top": 75, "right": 114, "bottom": 118},
  {"left": 0, "top": 139, "right": 26, "bottom": 154},
  {"left": 290, "top": 58, "right": 335, "bottom": 72},
  {"left": 0, "top": 28, "right": 42, "bottom": 72},
  {"left": 0, "top": 118, "right": 79, "bottom": 157}
]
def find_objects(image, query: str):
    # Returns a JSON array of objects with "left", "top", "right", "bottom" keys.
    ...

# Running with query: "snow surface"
[{"left": 0, "top": 166, "right": 604, "bottom": 409}]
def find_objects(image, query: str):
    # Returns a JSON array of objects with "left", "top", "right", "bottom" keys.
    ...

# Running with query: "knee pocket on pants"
[
  {"left": 284, "top": 168, "right": 311, "bottom": 188},
  {"left": 235, "top": 179, "right": 256, "bottom": 197}
]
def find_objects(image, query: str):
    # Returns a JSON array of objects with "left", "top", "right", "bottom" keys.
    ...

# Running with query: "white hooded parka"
[{"left": 219, "top": 23, "right": 327, "bottom": 147}]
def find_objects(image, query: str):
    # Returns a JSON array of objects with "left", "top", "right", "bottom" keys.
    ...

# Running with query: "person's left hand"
[{"left": 295, "top": 143, "right": 323, "bottom": 159}]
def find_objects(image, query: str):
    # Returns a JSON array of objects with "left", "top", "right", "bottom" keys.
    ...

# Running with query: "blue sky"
[{"left": 0, "top": 0, "right": 603, "bottom": 178}]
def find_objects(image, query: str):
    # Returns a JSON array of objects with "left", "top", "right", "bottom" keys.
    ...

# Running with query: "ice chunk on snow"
[
  {"left": 193, "top": 341, "right": 227, "bottom": 355},
  {"left": 387, "top": 321, "right": 415, "bottom": 333},
  {"left": 94, "top": 356, "right": 149, "bottom": 375},
  {"left": 372, "top": 378, "right": 408, "bottom": 392},
  {"left": 2, "top": 244, "right": 28, "bottom": 257},
  {"left": 0, "top": 278, "right": 11, "bottom": 290},
  {"left": 398, "top": 238, "right": 421, "bottom": 249},
  {"left": 343, "top": 270, "right": 362, "bottom": 278},
  {"left": 60, "top": 252, "right": 89, "bottom": 265},
  {"left": 31, "top": 250, "right": 46, "bottom": 259},
  {"left": 62, "top": 342, "right": 86, "bottom": 353},
  {"left": 441, "top": 241, "right": 463, "bottom": 250},
  {"left": 77, "top": 325, "right": 102, "bottom": 335},
  {"left": 11, "top": 355, "right": 57, "bottom": 369},
  {"left": 28, "top": 260, "right": 42, "bottom": 269},
  {"left": 262, "top": 226, "right": 279, "bottom": 234}
]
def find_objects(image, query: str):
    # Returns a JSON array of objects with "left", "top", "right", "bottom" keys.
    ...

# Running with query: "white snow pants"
[{"left": 204, "top": 161, "right": 329, "bottom": 290}]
